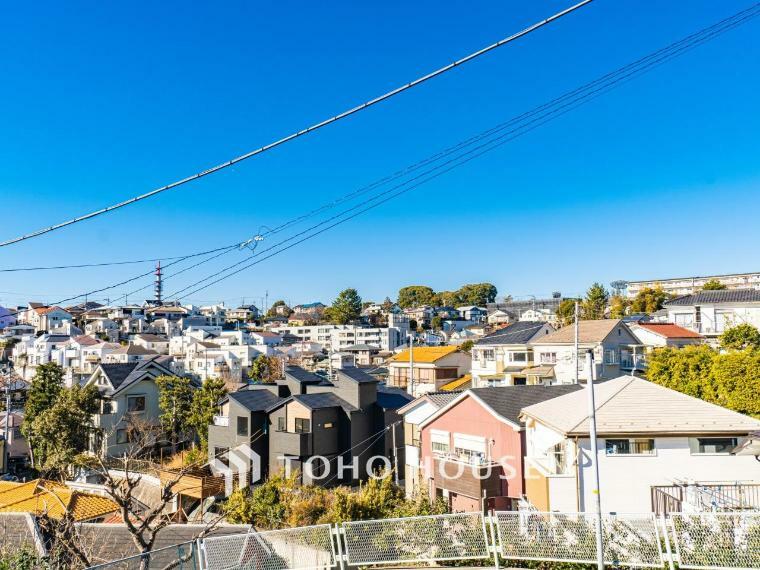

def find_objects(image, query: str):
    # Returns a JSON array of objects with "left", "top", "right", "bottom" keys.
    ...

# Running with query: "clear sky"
[{"left": 1, "top": 1, "right": 758, "bottom": 310}]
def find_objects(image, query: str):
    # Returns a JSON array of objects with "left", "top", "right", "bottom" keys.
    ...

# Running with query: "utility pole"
[
  {"left": 585, "top": 350, "right": 604, "bottom": 570},
  {"left": 574, "top": 301, "right": 580, "bottom": 384},
  {"left": 408, "top": 334, "right": 415, "bottom": 397},
  {"left": 2, "top": 369, "right": 10, "bottom": 474},
  {"left": 391, "top": 422, "right": 399, "bottom": 486}
]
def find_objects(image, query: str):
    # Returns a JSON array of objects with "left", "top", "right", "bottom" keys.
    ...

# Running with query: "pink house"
[{"left": 418, "top": 385, "right": 580, "bottom": 512}]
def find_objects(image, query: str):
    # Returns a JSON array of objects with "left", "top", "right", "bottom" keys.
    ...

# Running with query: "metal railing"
[
  {"left": 88, "top": 510, "right": 760, "bottom": 570},
  {"left": 652, "top": 483, "right": 760, "bottom": 515}
]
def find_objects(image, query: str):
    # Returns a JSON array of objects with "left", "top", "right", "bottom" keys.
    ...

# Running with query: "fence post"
[
  {"left": 195, "top": 537, "right": 207, "bottom": 570},
  {"left": 332, "top": 524, "right": 347, "bottom": 570},
  {"left": 659, "top": 514, "right": 675, "bottom": 570},
  {"left": 487, "top": 512, "right": 501, "bottom": 570}
]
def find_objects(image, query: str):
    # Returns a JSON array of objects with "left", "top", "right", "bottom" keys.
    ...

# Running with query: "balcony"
[
  {"left": 620, "top": 354, "right": 647, "bottom": 370},
  {"left": 432, "top": 456, "right": 504, "bottom": 499},
  {"left": 212, "top": 415, "right": 229, "bottom": 427},
  {"left": 274, "top": 430, "right": 312, "bottom": 456}
]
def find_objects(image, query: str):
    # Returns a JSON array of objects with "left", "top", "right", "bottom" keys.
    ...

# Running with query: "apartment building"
[
  {"left": 627, "top": 271, "right": 760, "bottom": 298},
  {"left": 662, "top": 289, "right": 760, "bottom": 339}
]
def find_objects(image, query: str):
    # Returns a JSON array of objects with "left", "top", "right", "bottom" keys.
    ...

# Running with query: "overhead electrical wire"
[
  {"left": 159, "top": 4, "right": 760, "bottom": 301},
  {"left": 0, "top": 0, "right": 594, "bottom": 248}
]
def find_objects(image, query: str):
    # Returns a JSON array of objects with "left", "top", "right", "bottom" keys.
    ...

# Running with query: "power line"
[
  {"left": 0, "top": 0, "right": 594, "bottom": 248},
  {"left": 0, "top": 242, "right": 247, "bottom": 272},
  {"left": 161, "top": 5, "right": 760, "bottom": 301}
]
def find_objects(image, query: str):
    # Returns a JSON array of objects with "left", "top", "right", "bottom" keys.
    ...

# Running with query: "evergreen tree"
[
  {"left": 156, "top": 375, "right": 194, "bottom": 452},
  {"left": 189, "top": 378, "right": 227, "bottom": 447},
  {"left": 328, "top": 288, "right": 362, "bottom": 324},
  {"left": 582, "top": 282, "right": 609, "bottom": 319},
  {"left": 22, "top": 362, "right": 65, "bottom": 468}
]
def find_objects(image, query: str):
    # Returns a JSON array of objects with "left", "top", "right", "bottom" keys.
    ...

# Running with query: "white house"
[
  {"left": 662, "top": 289, "right": 760, "bottom": 340},
  {"left": 457, "top": 306, "right": 487, "bottom": 323},
  {"left": 471, "top": 321, "right": 555, "bottom": 387},
  {"left": 103, "top": 344, "right": 160, "bottom": 364},
  {"left": 528, "top": 320, "right": 645, "bottom": 384},
  {"left": 520, "top": 376, "right": 760, "bottom": 514},
  {"left": 132, "top": 333, "right": 170, "bottom": 354},
  {"left": 628, "top": 322, "right": 704, "bottom": 349},
  {"left": 28, "top": 306, "right": 73, "bottom": 333}
]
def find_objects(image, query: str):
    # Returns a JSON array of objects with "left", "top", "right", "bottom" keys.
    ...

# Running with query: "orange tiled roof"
[
  {"left": 635, "top": 322, "right": 702, "bottom": 339},
  {"left": 392, "top": 345, "right": 461, "bottom": 364},
  {"left": 0, "top": 479, "right": 118, "bottom": 521}
]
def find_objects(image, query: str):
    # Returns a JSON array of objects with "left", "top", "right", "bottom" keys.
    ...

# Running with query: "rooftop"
[
  {"left": 475, "top": 321, "right": 551, "bottom": 346},
  {"left": 521, "top": 376, "right": 760, "bottom": 436},
  {"left": 664, "top": 289, "right": 760, "bottom": 306},
  {"left": 0, "top": 480, "right": 118, "bottom": 521},
  {"left": 392, "top": 345, "right": 461, "bottom": 364},
  {"left": 530, "top": 319, "right": 626, "bottom": 345},
  {"left": 633, "top": 322, "right": 702, "bottom": 339}
]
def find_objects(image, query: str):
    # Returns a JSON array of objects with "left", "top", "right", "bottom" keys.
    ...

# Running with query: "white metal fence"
[{"left": 89, "top": 510, "right": 760, "bottom": 570}]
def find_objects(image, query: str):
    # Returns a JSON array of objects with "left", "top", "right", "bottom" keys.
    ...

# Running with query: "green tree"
[
  {"left": 720, "top": 324, "right": 760, "bottom": 351},
  {"left": 646, "top": 345, "right": 718, "bottom": 402},
  {"left": 630, "top": 286, "right": 669, "bottom": 314},
  {"left": 432, "top": 290, "right": 460, "bottom": 307},
  {"left": 22, "top": 362, "right": 65, "bottom": 468},
  {"left": 702, "top": 279, "right": 727, "bottom": 290},
  {"left": 397, "top": 286, "right": 435, "bottom": 308},
  {"left": 156, "top": 375, "right": 193, "bottom": 452},
  {"left": 555, "top": 298, "right": 578, "bottom": 327},
  {"left": 328, "top": 288, "right": 362, "bottom": 324},
  {"left": 188, "top": 378, "right": 227, "bottom": 447},
  {"left": 248, "top": 354, "right": 282, "bottom": 383},
  {"left": 712, "top": 349, "right": 760, "bottom": 417},
  {"left": 582, "top": 283, "right": 609, "bottom": 319},
  {"left": 609, "top": 295, "right": 630, "bottom": 319},
  {"left": 266, "top": 300, "right": 290, "bottom": 318},
  {"left": 29, "top": 384, "right": 99, "bottom": 473},
  {"left": 455, "top": 283, "right": 498, "bottom": 306},
  {"left": 430, "top": 316, "right": 443, "bottom": 330},
  {"left": 459, "top": 340, "right": 474, "bottom": 353}
]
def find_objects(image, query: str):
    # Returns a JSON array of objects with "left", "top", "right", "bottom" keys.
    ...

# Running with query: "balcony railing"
[
  {"left": 651, "top": 482, "right": 760, "bottom": 515},
  {"left": 620, "top": 354, "right": 647, "bottom": 370}
]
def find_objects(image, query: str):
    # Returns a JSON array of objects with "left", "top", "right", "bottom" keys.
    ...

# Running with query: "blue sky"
[{"left": 1, "top": 1, "right": 758, "bottom": 309}]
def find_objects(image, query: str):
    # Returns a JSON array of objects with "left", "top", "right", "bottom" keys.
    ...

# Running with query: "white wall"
[{"left": 577, "top": 436, "right": 760, "bottom": 513}]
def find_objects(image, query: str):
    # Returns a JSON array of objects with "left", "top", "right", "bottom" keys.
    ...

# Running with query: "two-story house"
[
  {"left": 662, "top": 289, "right": 760, "bottom": 341},
  {"left": 628, "top": 322, "right": 704, "bottom": 349},
  {"left": 470, "top": 321, "right": 555, "bottom": 387},
  {"left": 529, "top": 320, "right": 644, "bottom": 384},
  {"left": 388, "top": 346, "right": 471, "bottom": 397},
  {"left": 456, "top": 306, "right": 487, "bottom": 323},
  {"left": 418, "top": 384, "right": 581, "bottom": 511},
  {"left": 132, "top": 333, "right": 170, "bottom": 354},
  {"left": 86, "top": 358, "right": 178, "bottom": 457},
  {"left": 520, "top": 375, "right": 760, "bottom": 514}
]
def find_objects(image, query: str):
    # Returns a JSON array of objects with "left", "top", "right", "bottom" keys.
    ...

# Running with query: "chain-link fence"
[
  {"left": 86, "top": 540, "right": 199, "bottom": 570},
  {"left": 341, "top": 512, "right": 490, "bottom": 566},
  {"left": 670, "top": 512, "right": 760, "bottom": 569},
  {"left": 87, "top": 510, "right": 760, "bottom": 570},
  {"left": 200, "top": 524, "right": 335, "bottom": 570},
  {"left": 494, "top": 511, "right": 664, "bottom": 567}
]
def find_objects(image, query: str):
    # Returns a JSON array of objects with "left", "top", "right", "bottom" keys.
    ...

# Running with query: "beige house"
[
  {"left": 529, "top": 319, "right": 644, "bottom": 384},
  {"left": 388, "top": 346, "right": 471, "bottom": 397}
]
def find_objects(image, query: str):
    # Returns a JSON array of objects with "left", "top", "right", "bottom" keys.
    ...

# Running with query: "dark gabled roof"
[
  {"left": 664, "top": 289, "right": 760, "bottom": 306},
  {"left": 475, "top": 321, "right": 550, "bottom": 346},
  {"left": 99, "top": 363, "right": 140, "bottom": 391},
  {"left": 336, "top": 367, "right": 378, "bottom": 384},
  {"left": 292, "top": 393, "right": 358, "bottom": 413},
  {"left": 377, "top": 385, "right": 414, "bottom": 410},
  {"left": 229, "top": 389, "right": 283, "bottom": 412},
  {"left": 468, "top": 384, "right": 583, "bottom": 425},
  {"left": 284, "top": 366, "right": 324, "bottom": 384},
  {"left": 39, "top": 334, "right": 71, "bottom": 343}
]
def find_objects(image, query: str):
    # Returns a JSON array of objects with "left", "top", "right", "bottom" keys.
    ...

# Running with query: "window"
[
  {"left": 482, "top": 349, "right": 495, "bottom": 361},
  {"left": 12, "top": 427, "right": 23, "bottom": 440},
  {"left": 431, "top": 430, "right": 450, "bottom": 455},
  {"left": 604, "top": 349, "right": 618, "bottom": 365},
  {"left": 324, "top": 422, "right": 334, "bottom": 429},
  {"left": 237, "top": 416, "right": 249, "bottom": 437},
  {"left": 101, "top": 401, "right": 113, "bottom": 415},
  {"left": 126, "top": 395, "right": 146, "bottom": 413},
  {"left": 116, "top": 429, "right": 129, "bottom": 444},
  {"left": 509, "top": 352, "right": 528, "bottom": 363},
  {"left": 605, "top": 438, "right": 655, "bottom": 456},
  {"left": 689, "top": 437, "right": 738, "bottom": 455},
  {"left": 432, "top": 441, "right": 450, "bottom": 454},
  {"left": 294, "top": 418, "right": 311, "bottom": 433},
  {"left": 540, "top": 352, "right": 557, "bottom": 364}
]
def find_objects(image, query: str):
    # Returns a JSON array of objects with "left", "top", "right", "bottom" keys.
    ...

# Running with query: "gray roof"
[
  {"left": 377, "top": 385, "right": 414, "bottom": 409},
  {"left": 76, "top": 523, "right": 251, "bottom": 567},
  {"left": 342, "top": 344, "right": 380, "bottom": 352},
  {"left": 292, "top": 393, "right": 358, "bottom": 413},
  {"left": 229, "top": 388, "right": 283, "bottom": 412},
  {"left": 96, "top": 359, "right": 175, "bottom": 395},
  {"left": 665, "top": 289, "right": 760, "bottom": 306},
  {"left": 284, "top": 366, "right": 324, "bottom": 384},
  {"left": 468, "top": 384, "right": 582, "bottom": 425},
  {"left": 336, "top": 367, "right": 378, "bottom": 384},
  {"left": 99, "top": 363, "right": 140, "bottom": 391},
  {"left": 427, "top": 391, "right": 463, "bottom": 408},
  {"left": 475, "top": 321, "right": 550, "bottom": 346}
]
